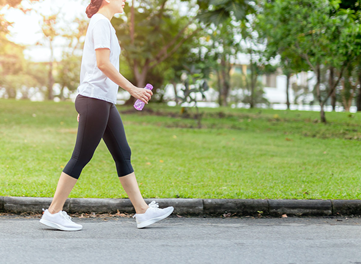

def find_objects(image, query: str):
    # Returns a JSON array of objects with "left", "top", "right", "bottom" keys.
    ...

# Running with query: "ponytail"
[{"left": 86, "top": 0, "right": 103, "bottom": 18}]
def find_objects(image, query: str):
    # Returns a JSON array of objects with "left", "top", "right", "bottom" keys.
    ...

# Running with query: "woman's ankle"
[
  {"left": 48, "top": 207, "right": 62, "bottom": 214},
  {"left": 135, "top": 205, "right": 149, "bottom": 214}
]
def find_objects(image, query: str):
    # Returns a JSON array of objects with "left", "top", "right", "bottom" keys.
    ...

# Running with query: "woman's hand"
[
  {"left": 130, "top": 86, "right": 153, "bottom": 104},
  {"left": 77, "top": 114, "right": 80, "bottom": 122}
]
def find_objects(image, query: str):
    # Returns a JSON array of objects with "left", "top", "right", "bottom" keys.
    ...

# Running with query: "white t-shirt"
[{"left": 77, "top": 13, "right": 121, "bottom": 104}]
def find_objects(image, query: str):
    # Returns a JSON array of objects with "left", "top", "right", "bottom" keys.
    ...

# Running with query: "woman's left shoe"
[
  {"left": 133, "top": 201, "right": 174, "bottom": 229},
  {"left": 40, "top": 209, "right": 82, "bottom": 231}
]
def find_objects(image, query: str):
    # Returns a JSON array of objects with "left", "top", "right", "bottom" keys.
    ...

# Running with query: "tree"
[
  {"left": 0, "top": 0, "right": 42, "bottom": 36},
  {"left": 0, "top": 33, "right": 26, "bottom": 98},
  {"left": 354, "top": 57, "right": 361, "bottom": 111},
  {"left": 56, "top": 17, "right": 88, "bottom": 100},
  {"left": 176, "top": 67, "right": 209, "bottom": 128},
  {"left": 0, "top": 35, "right": 47, "bottom": 99},
  {"left": 112, "top": 0, "right": 200, "bottom": 104},
  {"left": 0, "top": 0, "right": 42, "bottom": 98},
  {"left": 196, "top": 0, "right": 254, "bottom": 25},
  {"left": 257, "top": 7, "right": 310, "bottom": 110},
  {"left": 261, "top": 0, "right": 361, "bottom": 122},
  {"left": 196, "top": 0, "right": 256, "bottom": 106},
  {"left": 39, "top": 14, "right": 60, "bottom": 100},
  {"left": 203, "top": 19, "right": 242, "bottom": 106}
]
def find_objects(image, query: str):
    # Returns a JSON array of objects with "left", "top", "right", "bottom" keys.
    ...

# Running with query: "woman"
[{"left": 40, "top": 0, "right": 174, "bottom": 231}]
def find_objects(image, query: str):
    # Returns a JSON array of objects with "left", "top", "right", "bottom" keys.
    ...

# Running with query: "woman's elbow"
[{"left": 97, "top": 62, "right": 107, "bottom": 71}]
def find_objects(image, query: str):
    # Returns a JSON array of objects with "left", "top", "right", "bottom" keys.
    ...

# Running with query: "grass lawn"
[{"left": 1, "top": 99, "right": 361, "bottom": 200}]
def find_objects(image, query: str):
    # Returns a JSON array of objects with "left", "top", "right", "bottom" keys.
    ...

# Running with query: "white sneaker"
[
  {"left": 133, "top": 201, "right": 174, "bottom": 229},
  {"left": 40, "top": 209, "right": 82, "bottom": 231}
]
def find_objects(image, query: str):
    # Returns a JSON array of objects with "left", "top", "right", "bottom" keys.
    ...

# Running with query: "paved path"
[{"left": 1, "top": 215, "right": 361, "bottom": 264}]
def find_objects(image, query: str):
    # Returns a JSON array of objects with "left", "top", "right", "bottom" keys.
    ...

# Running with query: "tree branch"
[
  {"left": 159, "top": 0, "right": 168, "bottom": 16},
  {"left": 150, "top": 20, "right": 195, "bottom": 65},
  {"left": 130, "top": 0, "right": 135, "bottom": 44},
  {"left": 295, "top": 42, "right": 316, "bottom": 73},
  {"left": 149, "top": 28, "right": 200, "bottom": 69},
  {"left": 321, "top": 58, "right": 351, "bottom": 105}
]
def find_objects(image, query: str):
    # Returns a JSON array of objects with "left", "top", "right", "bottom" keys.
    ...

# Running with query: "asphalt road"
[{"left": 1, "top": 215, "right": 361, "bottom": 264}]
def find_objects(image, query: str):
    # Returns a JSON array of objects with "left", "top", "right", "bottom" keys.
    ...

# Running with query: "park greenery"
[
  {"left": 1, "top": 99, "right": 361, "bottom": 199},
  {"left": 0, "top": 0, "right": 360, "bottom": 121},
  {"left": 1, "top": 0, "right": 361, "bottom": 199}
]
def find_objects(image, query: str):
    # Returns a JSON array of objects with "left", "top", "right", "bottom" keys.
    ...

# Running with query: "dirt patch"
[{"left": 58, "top": 129, "right": 78, "bottom": 134}]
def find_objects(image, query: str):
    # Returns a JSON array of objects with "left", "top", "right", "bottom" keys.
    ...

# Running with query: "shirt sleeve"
[{"left": 92, "top": 19, "right": 111, "bottom": 50}]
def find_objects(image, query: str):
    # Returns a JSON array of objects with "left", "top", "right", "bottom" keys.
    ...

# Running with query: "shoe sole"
[
  {"left": 137, "top": 207, "right": 174, "bottom": 229},
  {"left": 40, "top": 218, "right": 82, "bottom": 231}
]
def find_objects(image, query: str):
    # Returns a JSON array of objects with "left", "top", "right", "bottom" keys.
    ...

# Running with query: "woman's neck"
[{"left": 97, "top": 7, "right": 114, "bottom": 21}]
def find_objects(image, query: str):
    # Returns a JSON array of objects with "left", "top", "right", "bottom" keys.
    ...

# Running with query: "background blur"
[{"left": 0, "top": 0, "right": 360, "bottom": 121}]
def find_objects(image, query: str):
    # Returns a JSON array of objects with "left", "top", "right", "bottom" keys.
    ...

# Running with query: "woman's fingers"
[
  {"left": 143, "top": 90, "right": 152, "bottom": 102},
  {"left": 133, "top": 87, "right": 153, "bottom": 103}
]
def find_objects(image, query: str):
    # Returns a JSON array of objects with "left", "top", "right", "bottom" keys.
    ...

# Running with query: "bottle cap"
[{"left": 145, "top": 84, "right": 153, "bottom": 90}]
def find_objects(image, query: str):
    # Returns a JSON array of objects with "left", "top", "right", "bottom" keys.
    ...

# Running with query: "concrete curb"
[
  {"left": 0, "top": 196, "right": 4, "bottom": 211},
  {"left": 203, "top": 199, "right": 269, "bottom": 215},
  {"left": 1, "top": 196, "right": 361, "bottom": 216},
  {"left": 332, "top": 200, "right": 361, "bottom": 215},
  {"left": 269, "top": 199, "right": 332, "bottom": 216}
]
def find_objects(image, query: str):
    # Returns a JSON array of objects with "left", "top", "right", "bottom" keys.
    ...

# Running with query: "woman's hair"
[{"left": 86, "top": 0, "right": 103, "bottom": 18}]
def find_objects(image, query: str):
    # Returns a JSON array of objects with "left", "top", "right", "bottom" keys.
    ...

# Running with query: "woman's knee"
[{"left": 63, "top": 156, "right": 93, "bottom": 179}]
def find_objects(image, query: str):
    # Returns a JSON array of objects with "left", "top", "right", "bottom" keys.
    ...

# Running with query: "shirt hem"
[{"left": 77, "top": 92, "right": 117, "bottom": 105}]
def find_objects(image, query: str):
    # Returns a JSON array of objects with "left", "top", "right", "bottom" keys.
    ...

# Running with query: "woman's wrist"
[{"left": 126, "top": 85, "right": 136, "bottom": 96}]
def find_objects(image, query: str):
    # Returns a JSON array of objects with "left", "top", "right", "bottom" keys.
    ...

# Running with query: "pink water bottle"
[{"left": 134, "top": 83, "right": 153, "bottom": 111}]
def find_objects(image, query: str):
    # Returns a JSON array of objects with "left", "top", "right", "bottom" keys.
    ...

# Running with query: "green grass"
[{"left": 1, "top": 99, "right": 361, "bottom": 200}]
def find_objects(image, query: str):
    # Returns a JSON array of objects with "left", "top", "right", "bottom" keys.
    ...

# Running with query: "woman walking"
[{"left": 40, "top": 0, "right": 174, "bottom": 231}]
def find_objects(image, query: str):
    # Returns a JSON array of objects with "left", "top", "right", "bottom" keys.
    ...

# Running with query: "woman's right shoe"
[
  {"left": 40, "top": 209, "right": 82, "bottom": 231},
  {"left": 133, "top": 201, "right": 174, "bottom": 229}
]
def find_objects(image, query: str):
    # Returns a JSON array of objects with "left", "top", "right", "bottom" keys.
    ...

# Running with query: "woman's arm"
[{"left": 95, "top": 48, "right": 152, "bottom": 104}]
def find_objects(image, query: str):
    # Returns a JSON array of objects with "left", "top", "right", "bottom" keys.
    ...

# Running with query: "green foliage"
[
  {"left": 240, "top": 74, "right": 269, "bottom": 106},
  {"left": 0, "top": 37, "right": 24, "bottom": 76},
  {"left": 259, "top": 0, "right": 361, "bottom": 121},
  {"left": 177, "top": 71, "right": 209, "bottom": 105},
  {"left": 56, "top": 54, "right": 81, "bottom": 96},
  {"left": 261, "top": 0, "right": 361, "bottom": 71},
  {"left": 111, "top": 0, "right": 200, "bottom": 102},
  {"left": 209, "top": 19, "right": 242, "bottom": 107},
  {"left": 177, "top": 67, "right": 209, "bottom": 128},
  {"left": 196, "top": 0, "right": 255, "bottom": 25},
  {"left": 0, "top": 34, "right": 27, "bottom": 98}
]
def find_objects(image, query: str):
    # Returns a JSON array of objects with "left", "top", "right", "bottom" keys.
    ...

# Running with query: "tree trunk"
[
  {"left": 130, "top": 0, "right": 135, "bottom": 44},
  {"left": 329, "top": 67, "right": 336, "bottom": 111},
  {"left": 216, "top": 69, "right": 222, "bottom": 106},
  {"left": 320, "top": 102, "right": 326, "bottom": 123},
  {"left": 172, "top": 81, "right": 179, "bottom": 105},
  {"left": 220, "top": 56, "right": 229, "bottom": 107},
  {"left": 286, "top": 72, "right": 290, "bottom": 110},
  {"left": 48, "top": 61, "right": 54, "bottom": 100},
  {"left": 48, "top": 54, "right": 54, "bottom": 100},
  {"left": 60, "top": 85, "right": 65, "bottom": 101},
  {"left": 124, "top": 64, "right": 148, "bottom": 105},
  {"left": 342, "top": 75, "right": 356, "bottom": 112},
  {"left": 315, "top": 65, "right": 326, "bottom": 123},
  {"left": 6, "top": 87, "right": 16, "bottom": 99},
  {"left": 124, "top": 0, "right": 136, "bottom": 106},
  {"left": 250, "top": 52, "right": 255, "bottom": 109},
  {"left": 357, "top": 73, "right": 361, "bottom": 111},
  {"left": 48, "top": 40, "right": 54, "bottom": 100}
]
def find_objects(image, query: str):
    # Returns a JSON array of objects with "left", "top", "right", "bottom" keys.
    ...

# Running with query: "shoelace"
[
  {"left": 60, "top": 211, "right": 72, "bottom": 221},
  {"left": 148, "top": 201, "right": 159, "bottom": 209},
  {"left": 132, "top": 201, "right": 159, "bottom": 218}
]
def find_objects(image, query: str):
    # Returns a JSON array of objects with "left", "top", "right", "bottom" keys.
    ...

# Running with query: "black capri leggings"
[{"left": 63, "top": 94, "right": 134, "bottom": 179}]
